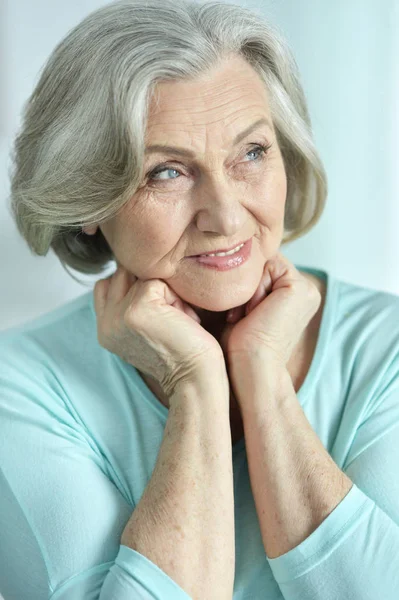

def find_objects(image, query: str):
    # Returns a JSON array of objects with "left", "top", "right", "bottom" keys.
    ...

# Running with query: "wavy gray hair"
[{"left": 8, "top": 0, "right": 327, "bottom": 283}]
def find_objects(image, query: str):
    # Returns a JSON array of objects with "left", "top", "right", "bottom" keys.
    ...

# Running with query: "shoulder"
[
  {"left": 0, "top": 291, "right": 101, "bottom": 395},
  {"left": 333, "top": 277, "right": 399, "bottom": 412},
  {"left": 0, "top": 291, "right": 96, "bottom": 355},
  {"left": 336, "top": 276, "right": 399, "bottom": 340}
]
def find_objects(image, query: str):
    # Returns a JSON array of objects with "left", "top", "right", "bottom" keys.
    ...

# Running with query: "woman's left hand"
[{"left": 219, "top": 252, "right": 322, "bottom": 369}]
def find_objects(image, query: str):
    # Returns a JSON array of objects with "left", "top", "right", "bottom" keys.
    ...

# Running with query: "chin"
[
  {"left": 170, "top": 256, "right": 265, "bottom": 313},
  {"left": 189, "top": 296, "right": 248, "bottom": 314}
]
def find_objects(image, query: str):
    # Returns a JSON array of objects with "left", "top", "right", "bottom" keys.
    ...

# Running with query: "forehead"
[
  {"left": 144, "top": 55, "right": 272, "bottom": 141},
  {"left": 145, "top": 117, "right": 273, "bottom": 159}
]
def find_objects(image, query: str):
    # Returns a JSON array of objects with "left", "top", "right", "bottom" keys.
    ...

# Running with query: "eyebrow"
[{"left": 144, "top": 117, "right": 273, "bottom": 157}]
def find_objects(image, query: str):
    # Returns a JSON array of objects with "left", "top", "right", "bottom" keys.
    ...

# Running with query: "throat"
[
  {"left": 229, "top": 386, "right": 244, "bottom": 444},
  {"left": 190, "top": 306, "right": 228, "bottom": 336}
]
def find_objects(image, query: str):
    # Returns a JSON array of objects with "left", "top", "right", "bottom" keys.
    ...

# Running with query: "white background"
[{"left": 0, "top": 0, "right": 398, "bottom": 335}]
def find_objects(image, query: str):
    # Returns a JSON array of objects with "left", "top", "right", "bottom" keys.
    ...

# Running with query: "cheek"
[
  {"left": 253, "top": 171, "right": 287, "bottom": 246},
  {"left": 257, "top": 177, "right": 286, "bottom": 219},
  {"left": 265, "top": 169, "right": 287, "bottom": 215},
  {"left": 279, "top": 171, "right": 288, "bottom": 203},
  {"left": 146, "top": 208, "right": 184, "bottom": 242},
  {"left": 122, "top": 207, "right": 184, "bottom": 259}
]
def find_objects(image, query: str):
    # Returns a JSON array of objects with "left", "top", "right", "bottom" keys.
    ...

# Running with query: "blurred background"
[{"left": 0, "top": 0, "right": 398, "bottom": 333}]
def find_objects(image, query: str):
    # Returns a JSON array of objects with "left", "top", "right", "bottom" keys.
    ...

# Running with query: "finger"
[
  {"left": 236, "top": 304, "right": 246, "bottom": 321},
  {"left": 153, "top": 283, "right": 200, "bottom": 323},
  {"left": 160, "top": 281, "right": 189, "bottom": 310},
  {"left": 93, "top": 277, "right": 111, "bottom": 318},
  {"left": 261, "top": 261, "right": 274, "bottom": 293},
  {"left": 226, "top": 304, "right": 245, "bottom": 323},
  {"left": 183, "top": 304, "right": 201, "bottom": 324},
  {"left": 107, "top": 264, "right": 134, "bottom": 305},
  {"left": 264, "top": 252, "right": 291, "bottom": 286},
  {"left": 245, "top": 282, "right": 266, "bottom": 315},
  {"left": 171, "top": 297, "right": 184, "bottom": 311}
]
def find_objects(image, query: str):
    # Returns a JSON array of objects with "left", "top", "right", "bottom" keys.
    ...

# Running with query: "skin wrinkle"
[{"left": 83, "top": 55, "right": 326, "bottom": 433}]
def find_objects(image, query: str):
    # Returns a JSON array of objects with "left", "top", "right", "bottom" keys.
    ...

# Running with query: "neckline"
[{"left": 89, "top": 264, "right": 338, "bottom": 455}]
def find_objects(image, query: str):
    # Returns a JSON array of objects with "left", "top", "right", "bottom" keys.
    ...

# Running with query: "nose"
[{"left": 194, "top": 177, "right": 248, "bottom": 235}]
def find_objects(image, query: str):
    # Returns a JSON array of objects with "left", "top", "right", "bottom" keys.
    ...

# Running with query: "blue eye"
[
  {"left": 150, "top": 167, "right": 180, "bottom": 181},
  {"left": 146, "top": 142, "right": 272, "bottom": 183}
]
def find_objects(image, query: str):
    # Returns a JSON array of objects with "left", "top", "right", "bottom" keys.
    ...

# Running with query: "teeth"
[{"left": 203, "top": 243, "right": 245, "bottom": 257}]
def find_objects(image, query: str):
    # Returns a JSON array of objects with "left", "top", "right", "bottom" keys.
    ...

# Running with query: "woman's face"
[{"left": 84, "top": 54, "right": 287, "bottom": 318}]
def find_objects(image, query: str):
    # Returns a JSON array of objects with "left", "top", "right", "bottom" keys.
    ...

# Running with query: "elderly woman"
[{"left": 1, "top": 0, "right": 398, "bottom": 599}]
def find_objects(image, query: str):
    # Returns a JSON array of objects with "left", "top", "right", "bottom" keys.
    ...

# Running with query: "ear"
[{"left": 82, "top": 225, "right": 98, "bottom": 235}]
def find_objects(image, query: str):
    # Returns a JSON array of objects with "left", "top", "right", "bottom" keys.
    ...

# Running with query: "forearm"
[
  {"left": 237, "top": 356, "right": 353, "bottom": 559},
  {"left": 121, "top": 368, "right": 235, "bottom": 600}
]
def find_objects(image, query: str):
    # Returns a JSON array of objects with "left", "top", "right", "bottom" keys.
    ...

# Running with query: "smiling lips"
[
  {"left": 188, "top": 238, "right": 253, "bottom": 271},
  {"left": 190, "top": 237, "right": 251, "bottom": 257},
  {"left": 199, "top": 242, "right": 245, "bottom": 257}
]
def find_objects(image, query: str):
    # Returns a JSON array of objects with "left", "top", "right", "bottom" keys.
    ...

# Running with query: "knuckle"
[
  {"left": 123, "top": 306, "right": 141, "bottom": 333},
  {"left": 143, "top": 279, "right": 162, "bottom": 295}
]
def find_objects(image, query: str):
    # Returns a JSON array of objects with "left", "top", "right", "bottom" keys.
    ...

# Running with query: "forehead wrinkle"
[{"left": 144, "top": 117, "right": 273, "bottom": 159}]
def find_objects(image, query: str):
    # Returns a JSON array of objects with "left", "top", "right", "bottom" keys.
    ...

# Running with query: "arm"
[
  {"left": 0, "top": 343, "right": 234, "bottom": 600},
  {"left": 238, "top": 358, "right": 353, "bottom": 559},
  {"left": 235, "top": 354, "right": 399, "bottom": 599},
  {"left": 119, "top": 360, "right": 235, "bottom": 600}
]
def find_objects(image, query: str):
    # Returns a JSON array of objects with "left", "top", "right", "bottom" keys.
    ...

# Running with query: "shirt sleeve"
[
  {"left": 0, "top": 340, "right": 192, "bottom": 600},
  {"left": 266, "top": 357, "right": 399, "bottom": 599}
]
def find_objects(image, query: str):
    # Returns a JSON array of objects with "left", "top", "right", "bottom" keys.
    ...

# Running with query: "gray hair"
[{"left": 8, "top": 0, "right": 327, "bottom": 283}]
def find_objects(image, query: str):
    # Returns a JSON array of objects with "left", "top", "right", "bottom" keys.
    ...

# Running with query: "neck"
[{"left": 194, "top": 309, "right": 228, "bottom": 343}]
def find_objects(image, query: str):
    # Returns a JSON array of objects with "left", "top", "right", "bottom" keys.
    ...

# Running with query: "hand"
[
  {"left": 93, "top": 263, "right": 225, "bottom": 399},
  {"left": 219, "top": 252, "right": 322, "bottom": 368}
]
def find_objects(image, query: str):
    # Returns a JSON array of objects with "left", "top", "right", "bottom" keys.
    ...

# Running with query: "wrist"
[
  {"left": 170, "top": 359, "right": 230, "bottom": 409},
  {"left": 228, "top": 352, "right": 291, "bottom": 410},
  {"left": 228, "top": 349, "right": 285, "bottom": 379}
]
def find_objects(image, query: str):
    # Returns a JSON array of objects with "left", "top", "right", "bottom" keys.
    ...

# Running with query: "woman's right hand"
[{"left": 93, "top": 264, "right": 225, "bottom": 399}]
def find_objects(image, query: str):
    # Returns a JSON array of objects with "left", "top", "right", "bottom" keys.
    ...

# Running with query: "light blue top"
[{"left": 1, "top": 264, "right": 399, "bottom": 600}]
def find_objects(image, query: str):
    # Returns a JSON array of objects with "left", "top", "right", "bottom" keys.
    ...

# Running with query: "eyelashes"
[{"left": 145, "top": 141, "right": 273, "bottom": 184}]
